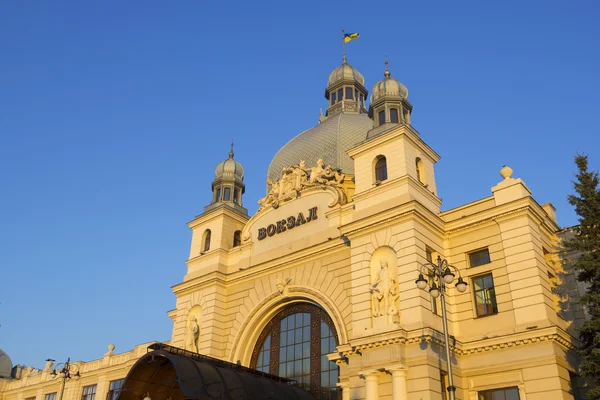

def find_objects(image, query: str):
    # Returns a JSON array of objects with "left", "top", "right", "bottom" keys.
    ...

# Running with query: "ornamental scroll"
[{"left": 258, "top": 159, "right": 347, "bottom": 210}]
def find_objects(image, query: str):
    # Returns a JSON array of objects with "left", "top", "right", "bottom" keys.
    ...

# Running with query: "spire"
[
  {"left": 384, "top": 57, "right": 391, "bottom": 78},
  {"left": 342, "top": 30, "right": 347, "bottom": 65},
  {"left": 229, "top": 141, "right": 234, "bottom": 159}
]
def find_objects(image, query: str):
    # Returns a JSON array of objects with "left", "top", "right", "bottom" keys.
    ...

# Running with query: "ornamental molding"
[
  {"left": 257, "top": 159, "right": 347, "bottom": 212},
  {"left": 339, "top": 330, "right": 576, "bottom": 358}
]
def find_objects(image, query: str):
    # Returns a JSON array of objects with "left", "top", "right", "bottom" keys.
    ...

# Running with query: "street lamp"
[
  {"left": 49, "top": 358, "right": 81, "bottom": 400},
  {"left": 415, "top": 255, "right": 467, "bottom": 400}
]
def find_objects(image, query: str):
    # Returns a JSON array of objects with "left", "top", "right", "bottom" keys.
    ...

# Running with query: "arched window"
[
  {"left": 375, "top": 156, "right": 388, "bottom": 182},
  {"left": 233, "top": 230, "right": 241, "bottom": 247},
  {"left": 416, "top": 157, "right": 426, "bottom": 184},
  {"left": 378, "top": 110, "right": 386, "bottom": 126},
  {"left": 203, "top": 229, "right": 211, "bottom": 252},
  {"left": 390, "top": 108, "right": 399, "bottom": 123},
  {"left": 224, "top": 187, "right": 231, "bottom": 201},
  {"left": 251, "top": 304, "right": 339, "bottom": 398}
]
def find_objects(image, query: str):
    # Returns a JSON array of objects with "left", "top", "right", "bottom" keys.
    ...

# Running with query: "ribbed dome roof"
[
  {"left": 0, "top": 348, "right": 12, "bottom": 379},
  {"left": 328, "top": 63, "right": 365, "bottom": 86},
  {"left": 371, "top": 64, "right": 408, "bottom": 101},
  {"left": 267, "top": 113, "right": 373, "bottom": 186},
  {"left": 215, "top": 148, "right": 244, "bottom": 180}
]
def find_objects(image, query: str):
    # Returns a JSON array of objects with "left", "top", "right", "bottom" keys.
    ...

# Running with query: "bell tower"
[
  {"left": 185, "top": 144, "right": 249, "bottom": 278},
  {"left": 324, "top": 59, "right": 369, "bottom": 118},
  {"left": 348, "top": 61, "right": 441, "bottom": 214}
]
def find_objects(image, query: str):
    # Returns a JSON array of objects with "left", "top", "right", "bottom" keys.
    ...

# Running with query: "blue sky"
[{"left": 1, "top": 1, "right": 598, "bottom": 369}]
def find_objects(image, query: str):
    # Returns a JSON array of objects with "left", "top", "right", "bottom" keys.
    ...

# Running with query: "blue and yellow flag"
[{"left": 344, "top": 32, "right": 359, "bottom": 43}]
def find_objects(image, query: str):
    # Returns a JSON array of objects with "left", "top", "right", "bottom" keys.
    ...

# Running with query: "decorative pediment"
[{"left": 258, "top": 159, "right": 347, "bottom": 211}]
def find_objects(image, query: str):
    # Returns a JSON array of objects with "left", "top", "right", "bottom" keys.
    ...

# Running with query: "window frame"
[
  {"left": 250, "top": 303, "right": 339, "bottom": 398},
  {"left": 233, "top": 230, "right": 242, "bottom": 247},
  {"left": 81, "top": 385, "right": 97, "bottom": 400},
  {"left": 107, "top": 379, "right": 125, "bottom": 400},
  {"left": 378, "top": 110, "right": 386, "bottom": 125},
  {"left": 223, "top": 187, "right": 231, "bottom": 201},
  {"left": 203, "top": 229, "right": 211, "bottom": 252},
  {"left": 472, "top": 273, "right": 498, "bottom": 318},
  {"left": 478, "top": 386, "right": 520, "bottom": 400},
  {"left": 331, "top": 92, "right": 336, "bottom": 105},
  {"left": 345, "top": 87, "right": 353, "bottom": 100},
  {"left": 390, "top": 108, "right": 399, "bottom": 123},
  {"left": 468, "top": 248, "right": 491, "bottom": 268},
  {"left": 45, "top": 393, "right": 57, "bottom": 400},
  {"left": 337, "top": 88, "right": 343, "bottom": 101},
  {"left": 375, "top": 156, "right": 388, "bottom": 182}
]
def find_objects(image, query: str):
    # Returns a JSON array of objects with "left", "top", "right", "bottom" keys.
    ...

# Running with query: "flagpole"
[{"left": 342, "top": 29, "right": 347, "bottom": 64}]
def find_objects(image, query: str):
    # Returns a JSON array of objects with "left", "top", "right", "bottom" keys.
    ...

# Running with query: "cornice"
[
  {"left": 337, "top": 326, "right": 576, "bottom": 358},
  {"left": 340, "top": 199, "right": 445, "bottom": 238},
  {"left": 347, "top": 124, "right": 440, "bottom": 162},
  {"left": 187, "top": 205, "right": 250, "bottom": 228}
]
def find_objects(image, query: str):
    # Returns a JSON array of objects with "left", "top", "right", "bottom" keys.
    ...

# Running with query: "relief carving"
[
  {"left": 276, "top": 278, "right": 292, "bottom": 295},
  {"left": 258, "top": 159, "right": 346, "bottom": 211}
]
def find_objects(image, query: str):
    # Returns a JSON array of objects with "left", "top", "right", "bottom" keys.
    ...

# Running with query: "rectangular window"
[
  {"left": 440, "top": 371, "right": 448, "bottom": 400},
  {"left": 355, "top": 89, "right": 358, "bottom": 100},
  {"left": 216, "top": 188, "right": 221, "bottom": 202},
  {"left": 45, "top": 394, "right": 57, "bottom": 400},
  {"left": 224, "top": 187, "right": 231, "bottom": 201},
  {"left": 360, "top": 93, "right": 364, "bottom": 104},
  {"left": 337, "top": 89, "right": 343, "bottom": 101},
  {"left": 345, "top": 87, "right": 353, "bottom": 99},
  {"left": 390, "top": 108, "right": 399, "bottom": 123},
  {"left": 478, "top": 386, "right": 520, "bottom": 400},
  {"left": 378, "top": 110, "right": 386, "bottom": 125},
  {"left": 233, "top": 189, "right": 239, "bottom": 204},
  {"left": 82, "top": 385, "right": 97, "bottom": 400},
  {"left": 473, "top": 273, "right": 498, "bottom": 317},
  {"left": 331, "top": 92, "right": 336, "bottom": 105},
  {"left": 107, "top": 380, "right": 125, "bottom": 400},
  {"left": 469, "top": 248, "right": 491, "bottom": 267}
]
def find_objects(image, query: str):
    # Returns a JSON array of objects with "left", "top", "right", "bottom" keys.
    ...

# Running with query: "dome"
[
  {"left": 267, "top": 113, "right": 373, "bottom": 185},
  {"left": 0, "top": 348, "right": 12, "bottom": 379},
  {"left": 371, "top": 64, "right": 408, "bottom": 101},
  {"left": 215, "top": 147, "right": 244, "bottom": 180},
  {"left": 328, "top": 63, "right": 365, "bottom": 86}
]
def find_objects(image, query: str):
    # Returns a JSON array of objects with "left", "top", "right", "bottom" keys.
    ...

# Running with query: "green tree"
[{"left": 567, "top": 154, "right": 600, "bottom": 399}]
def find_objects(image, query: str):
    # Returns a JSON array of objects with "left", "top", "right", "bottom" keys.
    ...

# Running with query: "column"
[
  {"left": 360, "top": 370, "right": 380, "bottom": 400},
  {"left": 389, "top": 366, "right": 408, "bottom": 400},
  {"left": 337, "top": 381, "right": 350, "bottom": 400}
]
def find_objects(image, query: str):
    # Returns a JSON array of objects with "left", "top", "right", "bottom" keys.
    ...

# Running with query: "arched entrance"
[
  {"left": 250, "top": 303, "right": 339, "bottom": 399},
  {"left": 119, "top": 343, "right": 313, "bottom": 400}
]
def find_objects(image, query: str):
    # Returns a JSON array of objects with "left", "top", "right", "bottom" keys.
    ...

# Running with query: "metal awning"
[{"left": 118, "top": 343, "right": 314, "bottom": 400}]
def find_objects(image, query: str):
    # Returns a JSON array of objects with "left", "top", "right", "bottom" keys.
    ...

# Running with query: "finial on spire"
[
  {"left": 229, "top": 140, "right": 234, "bottom": 159},
  {"left": 384, "top": 56, "right": 391, "bottom": 78},
  {"left": 342, "top": 29, "right": 347, "bottom": 65}
]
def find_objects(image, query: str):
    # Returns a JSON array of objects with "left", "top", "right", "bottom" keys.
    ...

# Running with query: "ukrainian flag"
[{"left": 344, "top": 32, "right": 359, "bottom": 43}]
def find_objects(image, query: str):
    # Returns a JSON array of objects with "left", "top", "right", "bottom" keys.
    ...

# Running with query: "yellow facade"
[{"left": 0, "top": 59, "right": 587, "bottom": 400}]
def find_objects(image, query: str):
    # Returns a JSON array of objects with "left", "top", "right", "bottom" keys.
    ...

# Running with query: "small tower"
[
  {"left": 186, "top": 144, "right": 249, "bottom": 270},
  {"left": 324, "top": 59, "right": 369, "bottom": 118},
  {"left": 349, "top": 60, "right": 441, "bottom": 214},
  {"left": 205, "top": 143, "right": 246, "bottom": 214},
  {"left": 368, "top": 60, "right": 413, "bottom": 128}
]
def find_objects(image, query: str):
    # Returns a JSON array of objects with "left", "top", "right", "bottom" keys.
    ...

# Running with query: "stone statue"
[
  {"left": 257, "top": 159, "right": 347, "bottom": 210},
  {"left": 186, "top": 316, "right": 200, "bottom": 353},
  {"left": 43, "top": 359, "right": 54, "bottom": 372},
  {"left": 276, "top": 278, "right": 292, "bottom": 295},
  {"left": 369, "top": 261, "right": 398, "bottom": 317}
]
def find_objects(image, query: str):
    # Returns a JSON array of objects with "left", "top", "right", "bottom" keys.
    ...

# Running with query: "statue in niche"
[
  {"left": 369, "top": 261, "right": 398, "bottom": 317},
  {"left": 185, "top": 316, "right": 200, "bottom": 353}
]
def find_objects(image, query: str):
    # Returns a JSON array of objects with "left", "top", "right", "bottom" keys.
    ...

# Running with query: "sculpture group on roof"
[{"left": 258, "top": 159, "right": 346, "bottom": 210}]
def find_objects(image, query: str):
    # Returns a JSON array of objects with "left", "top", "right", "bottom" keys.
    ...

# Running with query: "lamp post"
[
  {"left": 415, "top": 256, "right": 467, "bottom": 400},
  {"left": 50, "top": 358, "right": 81, "bottom": 400}
]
